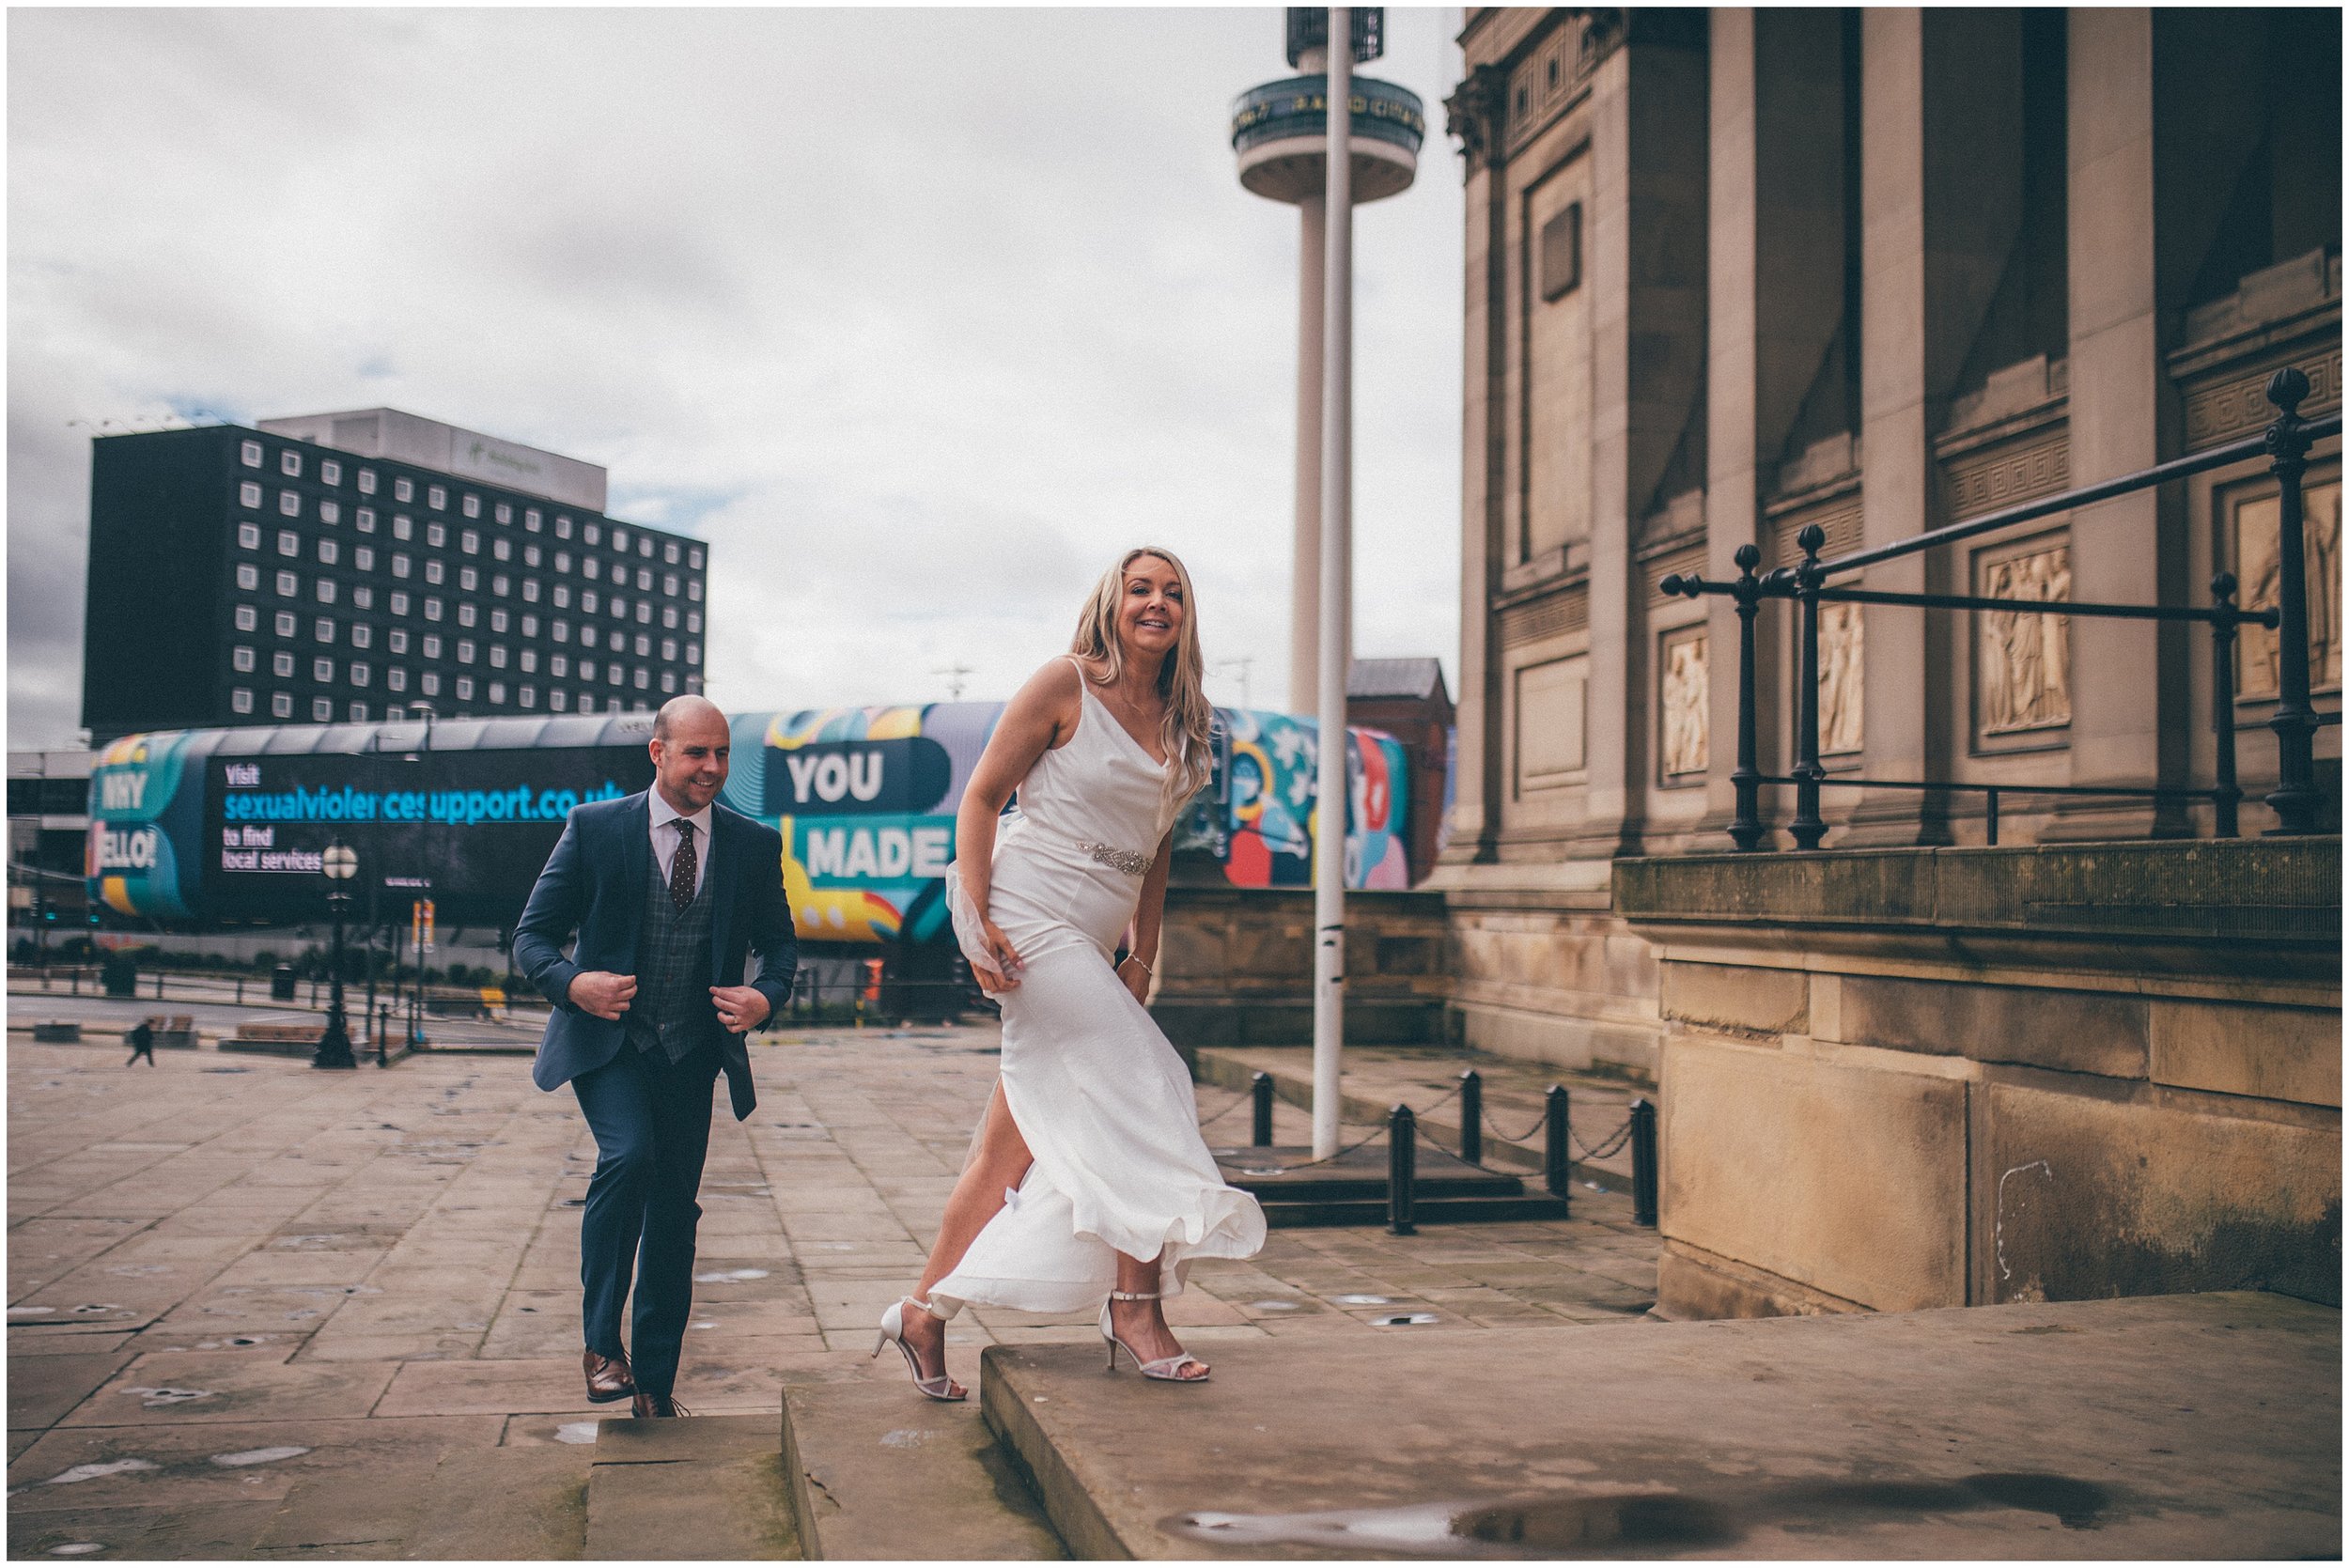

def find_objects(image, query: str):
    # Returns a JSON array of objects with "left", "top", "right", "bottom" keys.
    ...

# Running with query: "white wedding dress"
[{"left": 932, "top": 661, "right": 1266, "bottom": 1316}]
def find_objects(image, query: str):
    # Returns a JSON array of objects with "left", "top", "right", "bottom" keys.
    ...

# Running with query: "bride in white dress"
[{"left": 875, "top": 547, "right": 1267, "bottom": 1396}]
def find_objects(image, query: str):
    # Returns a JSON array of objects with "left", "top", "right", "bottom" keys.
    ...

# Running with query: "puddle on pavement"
[
  {"left": 1375, "top": 1313, "right": 1442, "bottom": 1327},
  {"left": 1162, "top": 1472, "right": 2114, "bottom": 1557},
  {"left": 209, "top": 1446, "right": 311, "bottom": 1467},
  {"left": 125, "top": 1387, "right": 214, "bottom": 1408}
]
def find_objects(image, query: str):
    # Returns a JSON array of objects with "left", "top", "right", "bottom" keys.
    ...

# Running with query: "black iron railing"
[{"left": 1664, "top": 370, "right": 2341, "bottom": 848}]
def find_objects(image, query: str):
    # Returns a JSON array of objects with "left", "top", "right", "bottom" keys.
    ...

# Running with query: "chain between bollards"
[{"left": 1386, "top": 1103, "right": 1417, "bottom": 1235}]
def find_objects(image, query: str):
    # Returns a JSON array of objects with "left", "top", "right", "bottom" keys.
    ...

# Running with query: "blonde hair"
[{"left": 1070, "top": 547, "right": 1214, "bottom": 805}]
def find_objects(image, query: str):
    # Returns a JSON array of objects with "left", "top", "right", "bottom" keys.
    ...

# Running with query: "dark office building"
[{"left": 82, "top": 410, "right": 710, "bottom": 743}]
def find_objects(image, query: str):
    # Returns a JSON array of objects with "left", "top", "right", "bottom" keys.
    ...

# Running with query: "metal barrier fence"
[{"left": 1662, "top": 372, "right": 2342, "bottom": 848}]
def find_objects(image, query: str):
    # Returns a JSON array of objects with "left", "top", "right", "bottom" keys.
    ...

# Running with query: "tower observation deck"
[{"left": 1231, "top": 8, "right": 1424, "bottom": 712}]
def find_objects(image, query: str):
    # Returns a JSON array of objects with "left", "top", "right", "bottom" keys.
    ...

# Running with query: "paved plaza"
[{"left": 7, "top": 1021, "right": 1657, "bottom": 1559}]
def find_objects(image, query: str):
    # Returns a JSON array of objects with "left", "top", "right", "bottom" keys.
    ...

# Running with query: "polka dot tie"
[{"left": 670, "top": 820, "right": 697, "bottom": 912}]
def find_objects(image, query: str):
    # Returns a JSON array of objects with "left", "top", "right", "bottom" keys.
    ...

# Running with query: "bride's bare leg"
[
  {"left": 898, "top": 1080, "right": 1032, "bottom": 1393},
  {"left": 1108, "top": 1250, "right": 1208, "bottom": 1379}
]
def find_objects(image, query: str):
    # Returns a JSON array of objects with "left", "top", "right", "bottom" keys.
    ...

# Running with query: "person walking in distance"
[
  {"left": 124, "top": 1017, "right": 156, "bottom": 1067},
  {"left": 513, "top": 695, "right": 797, "bottom": 1418}
]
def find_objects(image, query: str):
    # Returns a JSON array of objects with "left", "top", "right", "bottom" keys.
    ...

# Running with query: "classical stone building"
[
  {"left": 1435, "top": 7, "right": 2341, "bottom": 1076},
  {"left": 1431, "top": 8, "right": 2340, "bottom": 1319}
]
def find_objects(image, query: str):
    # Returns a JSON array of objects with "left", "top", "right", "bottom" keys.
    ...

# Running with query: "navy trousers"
[{"left": 572, "top": 1043, "right": 720, "bottom": 1398}]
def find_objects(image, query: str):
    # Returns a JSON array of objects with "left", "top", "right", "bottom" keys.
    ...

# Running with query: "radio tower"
[{"left": 1230, "top": 8, "right": 1423, "bottom": 714}]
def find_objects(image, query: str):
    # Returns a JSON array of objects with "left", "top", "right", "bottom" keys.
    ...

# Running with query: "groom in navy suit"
[{"left": 514, "top": 694, "right": 795, "bottom": 1417}]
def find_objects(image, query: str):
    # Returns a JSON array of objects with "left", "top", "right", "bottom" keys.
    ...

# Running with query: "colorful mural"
[{"left": 85, "top": 704, "right": 1415, "bottom": 940}]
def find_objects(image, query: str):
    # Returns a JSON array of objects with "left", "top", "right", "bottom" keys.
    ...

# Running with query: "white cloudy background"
[{"left": 8, "top": 7, "right": 1465, "bottom": 748}]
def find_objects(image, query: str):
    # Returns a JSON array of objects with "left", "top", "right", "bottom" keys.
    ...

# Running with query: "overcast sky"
[{"left": 8, "top": 7, "right": 1465, "bottom": 749}]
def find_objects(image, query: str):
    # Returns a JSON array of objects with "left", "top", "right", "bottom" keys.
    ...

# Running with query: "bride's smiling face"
[{"left": 1117, "top": 555, "right": 1184, "bottom": 662}]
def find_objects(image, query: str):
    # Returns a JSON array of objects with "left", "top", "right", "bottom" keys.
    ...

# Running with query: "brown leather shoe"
[
  {"left": 583, "top": 1348, "right": 635, "bottom": 1405},
  {"left": 630, "top": 1390, "right": 690, "bottom": 1419}
]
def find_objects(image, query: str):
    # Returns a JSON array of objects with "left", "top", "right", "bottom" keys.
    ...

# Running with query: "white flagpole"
[{"left": 1312, "top": 7, "right": 1353, "bottom": 1161}]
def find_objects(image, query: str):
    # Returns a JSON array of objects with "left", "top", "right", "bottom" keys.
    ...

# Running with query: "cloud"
[{"left": 8, "top": 8, "right": 1465, "bottom": 746}]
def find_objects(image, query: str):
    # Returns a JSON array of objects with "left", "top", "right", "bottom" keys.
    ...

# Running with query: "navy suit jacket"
[{"left": 513, "top": 791, "right": 796, "bottom": 1121}]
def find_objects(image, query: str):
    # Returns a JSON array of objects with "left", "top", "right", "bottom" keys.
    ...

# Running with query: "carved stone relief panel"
[
  {"left": 2233, "top": 474, "right": 2343, "bottom": 698},
  {"left": 1514, "top": 654, "right": 1589, "bottom": 797},
  {"left": 1659, "top": 628, "right": 1709, "bottom": 781},
  {"left": 1818, "top": 601, "right": 1865, "bottom": 755},
  {"left": 1974, "top": 535, "right": 2073, "bottom": 739}
]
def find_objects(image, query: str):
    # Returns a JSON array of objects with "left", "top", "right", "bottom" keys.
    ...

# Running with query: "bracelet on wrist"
[{"left": 1119, "top": 954, "right": 1153, "bottom": 976}]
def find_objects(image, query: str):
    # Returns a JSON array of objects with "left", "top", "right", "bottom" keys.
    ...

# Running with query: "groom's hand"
[
  {"left": 568, "top": 970, "right": 638, "bottom": 1020},
  {"left": 709, "top": 986, "right": 770, "bottom": 1034}
]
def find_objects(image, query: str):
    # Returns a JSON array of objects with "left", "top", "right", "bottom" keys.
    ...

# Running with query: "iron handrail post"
[
  {"left": 1985, "top": 787, "right": 2000, "bottom": 847},
  {"left": 1790, "top": 524, "right": 1828, "bottom": 849},
  {"left": 2210, "top": 570, "right": 2245, "bottom": 838},
  {"left": 1730, "top": 545, "right": 1767, "bottom": 849},
  {"left": 1251, "top": 1071, "right": 1275, "bottom": 1148},
  {"left": 2263, "top": 368, "right": 2322, "bottom": 833}
]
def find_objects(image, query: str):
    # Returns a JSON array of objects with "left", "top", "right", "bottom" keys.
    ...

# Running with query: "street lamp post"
[{"left": 313, "top": 841, "right": 359, "bottom": 1069}]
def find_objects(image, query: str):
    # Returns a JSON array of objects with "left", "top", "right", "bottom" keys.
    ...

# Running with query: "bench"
[
  {"left": 221, "top": 1020, "right": 328, "bottom": 1057},
  {"left": 30, "top": 1020, "right": 81, "bottom": 1043},
  {"left": 143, "top": 1014, "right": 199, "bottom": 1049}
]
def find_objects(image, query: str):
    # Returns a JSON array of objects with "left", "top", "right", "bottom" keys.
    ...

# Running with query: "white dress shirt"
[{"left": 647, "top": 789, "right": 712, "bottom": 900}]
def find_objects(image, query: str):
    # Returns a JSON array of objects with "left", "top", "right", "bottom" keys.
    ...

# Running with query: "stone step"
[
  {"left": 783, "top": 1376, "right": 1066, "bottom": 1560},
  {"left": 255, "top": 1439, "right": 592, "bottom": 1560},
  {"left": 399, "top": 1443, "right": 594, "bottom": 1560},
  {"left": 583, "top": 1414, "right": 799, "bottom": 1561},
  {"left": 980, "top": 1291, "right": 2341, "bottom": 1560},
  {"left": 1211, "top": 1141, "right": 1576, "bottom": 1228}
]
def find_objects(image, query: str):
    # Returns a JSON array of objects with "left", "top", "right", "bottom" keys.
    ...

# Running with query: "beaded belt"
[{"left": 1013, "top": 817, "right": 1152, "bottom": 878}]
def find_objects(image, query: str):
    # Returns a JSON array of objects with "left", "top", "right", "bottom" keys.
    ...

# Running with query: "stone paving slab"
[
  {"left": 8, "top": 1026, "right": 1660, "bottom": 1558},
  {"left": 982, "top": 1290, "right": 2340, "bottom": 1560}
]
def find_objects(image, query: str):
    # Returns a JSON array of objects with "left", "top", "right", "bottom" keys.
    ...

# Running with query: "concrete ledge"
[
  {"left": 1616, "top": 837, "right": 2341, "bottom": 958},
  {"left": 982, "top": 1292, "right": 2339, "bottom": 1560}
]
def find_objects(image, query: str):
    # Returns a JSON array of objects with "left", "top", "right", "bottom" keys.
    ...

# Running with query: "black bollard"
[
  {"left": 1459, "top": 1069, "right": 1482, "bottom": 1166},
  {"left": 1544, "top": 1084, "right": 1571, "bottom": 1202},
  {"left": 1387, "top": 1104, "right": 1417, "bottom": 1235},
  {"left": 1630, "top": 1098, "right": 1659, "bottom": 1227},
  {"left": 1251, "top": 1071, "right": 1275, "bottom": 1147}
]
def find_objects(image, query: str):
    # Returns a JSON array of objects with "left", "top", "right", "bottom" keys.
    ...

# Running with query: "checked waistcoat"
[{"left": 625, "top": 834, "right": 718, "bottom": 1063}]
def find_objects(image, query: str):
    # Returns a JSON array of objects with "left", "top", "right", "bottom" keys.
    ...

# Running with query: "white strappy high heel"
[
  {"left": 875, "top": 1296, "right": 966, "bottom": 1402},
  {"left": 1099, "top": 1289, "right": 1210, "bottom": 1383}
]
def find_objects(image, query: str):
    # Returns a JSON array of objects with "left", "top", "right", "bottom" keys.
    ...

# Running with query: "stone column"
[
  {"left": 2046, "top": 8, "right": 2187, "bottom": 838},
  {"left": 1703, "top": 10, "right": 1847, "bottom": 838},
  {"left": 1843, "top": 10, "right": 2025, "bottom": 845},
  {"left": 1703, "top": 10, "right": 1766, "bottom": 835},
  {"left": 1440, "top": 65, "right": 1509, "bottom": 866},
  {"left": 1585, "top": 29, "right": 1708, "bottom": 857}
]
